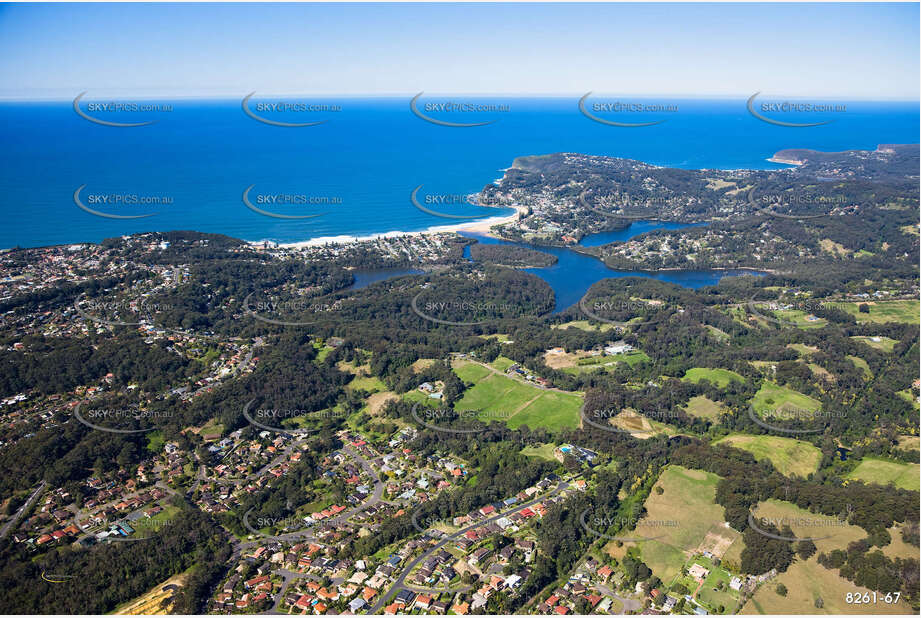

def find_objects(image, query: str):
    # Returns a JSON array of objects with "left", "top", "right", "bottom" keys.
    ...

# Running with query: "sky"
[{"left": 0, "top": 2, "right": 918, "bottom": 100}]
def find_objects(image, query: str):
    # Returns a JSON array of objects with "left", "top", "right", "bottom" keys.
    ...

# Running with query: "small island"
[{"left": 469, "top": 243, "right": 558, "bottom": 268}]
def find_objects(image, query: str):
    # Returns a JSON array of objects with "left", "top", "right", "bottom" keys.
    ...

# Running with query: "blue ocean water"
[{"left": 0, "top": 96, "right": 917, "bottom": 249}]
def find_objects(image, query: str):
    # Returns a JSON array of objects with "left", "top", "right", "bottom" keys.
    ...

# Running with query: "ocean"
[{"left": 0, "top": 96, "right": 917, "bottom": 250}]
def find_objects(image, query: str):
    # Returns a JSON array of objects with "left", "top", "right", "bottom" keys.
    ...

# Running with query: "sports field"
[{"left": 715, "top": 434, "right": 822, "bottom": 477}]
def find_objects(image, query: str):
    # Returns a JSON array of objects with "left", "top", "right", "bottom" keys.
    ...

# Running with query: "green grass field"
[
  {"left": 313, "top": 342, "right": 333, "bottom": 363},
  {"left": 347, "top": 375, "right": 387, "bottom": 393},
  {"left": 850, "top": 336, "right": 898, "bottom": 353},
  {"left": 772, "top": 309, "right": 827, "bottom": 329},
  {"left": 840, "top": 300, "right": 920, "bottom": 325},
  {"left": 520, "top": 443, "right": 558, "bottom": 462},
  {"left": 453, "top": 362, "right": 582, "bottom": 431},
  {"left": 146, "top": 430, "right": 166, "bottom": 453},
  {"left": 490, "top": 356, "right": 517, "bottom": 372},
  {"left": 683, "top": 395, "right": 727, "bottom": 420},
  {"left": 786, "top": 343, "right": 819, "bottom": 357},
  {"left": 750, "top": 382, "right": 821, "bottom": 415},
  {"left": 846, "top": 457, "right": 921, "bottom": 491},
  {"left": 453, "top": 360, "right": 493, "bottom": 383},
  {"left": 682, "top": 367, "right": 744, "bottom": 388},
  {"left": 715, "top": 434, "right": 822, "bottom": 477}
]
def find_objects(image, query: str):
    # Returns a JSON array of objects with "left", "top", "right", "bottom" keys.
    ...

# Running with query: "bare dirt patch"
[{"left": 367, "top": 391, "right": 399, "bottom": 415}]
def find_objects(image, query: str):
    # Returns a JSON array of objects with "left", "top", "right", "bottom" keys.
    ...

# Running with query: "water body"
[
  {"left": 347, "top": 268, "right": 424, "bottom": 291},
  {"left": 460, "top": 227, "right": 764, "bottom": 313},
  {"left": 0, "top": 97, "right": 917, "bottom": 249}
]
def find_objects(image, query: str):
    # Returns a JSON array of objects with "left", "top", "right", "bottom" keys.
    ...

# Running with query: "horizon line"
[{"left": 2, "top": 92, "right": 919, "bottom": 103}]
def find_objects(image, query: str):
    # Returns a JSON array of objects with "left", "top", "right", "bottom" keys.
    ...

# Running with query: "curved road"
[{"left": 370, "top": 479, "right": 572, "bottom": 613}]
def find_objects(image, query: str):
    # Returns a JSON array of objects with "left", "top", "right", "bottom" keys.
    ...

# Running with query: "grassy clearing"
[
  {"left": 840, "top": 300, "right": 920, "bottom": 325},
  {"left": 551, "top": 320, "right": 616, "bottom": 332},
  {"left": 787, "top": 343, "right": 819, "bottom": 357},
  {"left": 880, "top": 524, "right": 919, "bottom": 561},
  {"left": 314, "top": 343, "right": 333, "bottom": 363},
  {"left": 490, "top": 356, "right": 517, "bottom": 372},
  {"left": 453, "top": 360, "right": 493, "bottom": 383},
  {"left": 897, "top": 435, "right": 920, "bottom": 450},
  {"left": 681, "top": 367, "right": 744, "bottom": 388},
  {"left": 846, "top": 457, "right": 920, "bottom": 491},
  {"left": 146, "top": 431, "right": 166, "bottom": 453},
  {"left": 751, "top": 382, "right": 821, "bottom": 415},
  {"left": 807, "top": 363, "right": 836, "bottom": 382},
  {"left": 705, "top": 325, "right": 731, "bottom": 343},
  {"left": 896, "top": 390, "right": 920, "bottom": 411},
  {"left": 743, "top": 500, "right": 911, "bottom": 615},
  {"left": 625, "top": 466, "right": 737, "bottom": 584},
  {"left": 453, "top": 364, "right": 582, "bottom": 431},
  {"left": 741, "top": 557, "right": 913, "bottom": 615},
  {"left": 850, "top": 336, "right": 898, "bottom": 353},
  {"left": 683, "top": 395, "right": 727, "bottom": 420},
  {"left": 505, "top": 389, "right": 582, "bottom": 431},
  {"left": 411, "top": 358, "right": 437, "bottom": 373},
  {"left": 520, "top": 443, "right": 558, "bottom": 462},
  {"left": 773, "top": 309, "right": 828, "bottom": 329},
  {"left": 716, "top": 434, "right": 822, "bottom": 477},
  {"left": 347, "top": 374, "right": 387, "bottom": 393},
  {"left": 846, "top": 355, "right": 872, "bottom": 379}
]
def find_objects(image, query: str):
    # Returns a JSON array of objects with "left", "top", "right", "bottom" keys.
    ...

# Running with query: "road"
[
  {"left": 369, "top": 479, "right": 572, "bottom": 613},
  {"left": 237, "top": 443, "right": 385, "bottom": 550},
  {"left": 595, "top": 582, "right": 642, "bottom": 614},
  {"left": 0, "top": 481, "right": 46, "bottom": 539}
]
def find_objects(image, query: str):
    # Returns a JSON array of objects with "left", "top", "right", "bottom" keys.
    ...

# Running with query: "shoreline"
[{"left": 260, "top": 205, "right": 527, "bottom": 249}]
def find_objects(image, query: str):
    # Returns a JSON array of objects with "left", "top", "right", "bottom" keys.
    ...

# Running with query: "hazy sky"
[{"left": 0, "top": 2, "right": 918, "bottom": 99}]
